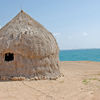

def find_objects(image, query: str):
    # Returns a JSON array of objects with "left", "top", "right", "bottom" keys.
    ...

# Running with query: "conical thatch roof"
[{"left": 0, "top": 10, "right": 60, "bottom": 80}]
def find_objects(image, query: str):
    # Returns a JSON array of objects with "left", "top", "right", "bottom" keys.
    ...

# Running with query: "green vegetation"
[
  {"left": 82, "top": 79, "right": 90, "bottom": 85},
  {"left": 82, "top": 77, "right": 100, "bottom": 85}
]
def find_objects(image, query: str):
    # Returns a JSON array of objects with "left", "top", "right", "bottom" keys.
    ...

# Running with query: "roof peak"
[
  {"left": 0, "top": 10, "right": 48, "bottom": 32},
  {"left": 21, "top": 10, "right": 24, "bottom": 13}
]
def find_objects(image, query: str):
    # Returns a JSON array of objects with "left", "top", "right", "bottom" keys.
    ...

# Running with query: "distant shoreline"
[{"left": 60, "top": 48, "right": 100, "bottom": 51}]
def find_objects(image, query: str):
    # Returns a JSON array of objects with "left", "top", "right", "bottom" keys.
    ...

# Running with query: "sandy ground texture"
[{"left": 0, "top": 61, "right": 100, "bottom": 100}]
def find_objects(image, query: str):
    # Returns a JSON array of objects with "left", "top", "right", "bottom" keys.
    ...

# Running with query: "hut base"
[{"left": 0, "top": 73, "right": 61, "bottom": 81}]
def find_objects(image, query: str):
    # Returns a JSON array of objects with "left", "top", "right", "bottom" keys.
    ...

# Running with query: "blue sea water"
[{"left": 59, "top": 49, "right": 100, "bottom": 62}]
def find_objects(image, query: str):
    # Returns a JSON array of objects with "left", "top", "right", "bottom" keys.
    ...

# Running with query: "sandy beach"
[{"left": 0, "top": 61, "right": 100, "bottom": 100}]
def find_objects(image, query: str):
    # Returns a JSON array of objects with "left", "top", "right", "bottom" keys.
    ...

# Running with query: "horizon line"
[{"left": 60, "top": 48, "right": 100, "bottom": 51}]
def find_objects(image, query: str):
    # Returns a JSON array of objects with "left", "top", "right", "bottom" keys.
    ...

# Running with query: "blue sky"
[{"left": 0, "top": 0, "right": 100, "bottom": 50}]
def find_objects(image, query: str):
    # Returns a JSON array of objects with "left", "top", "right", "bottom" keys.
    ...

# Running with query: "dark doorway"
[{"left": 5, "top": 53, "right": 14, "bottom": 62}]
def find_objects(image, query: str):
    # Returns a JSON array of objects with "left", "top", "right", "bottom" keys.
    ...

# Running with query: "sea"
[{"left": 59, "top": 49, "right": 100, "bottom": 62}]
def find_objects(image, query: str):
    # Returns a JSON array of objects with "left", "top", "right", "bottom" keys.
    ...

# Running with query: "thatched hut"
[{"left": 0, "top": 10, "right": 60, "bottom": 80}]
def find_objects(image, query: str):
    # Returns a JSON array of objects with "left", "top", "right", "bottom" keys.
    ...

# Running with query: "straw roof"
[{"left": 0, "top": 10, "right": 60, "bottom": 80}]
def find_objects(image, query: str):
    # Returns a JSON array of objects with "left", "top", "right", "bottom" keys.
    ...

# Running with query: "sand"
[{"left": 0, "top": 61, "right": 100, "bottom": 100}]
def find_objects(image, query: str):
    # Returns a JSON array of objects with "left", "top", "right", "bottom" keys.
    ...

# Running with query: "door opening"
[{"left": 5, "top": 53, "right": 14, "bottom": 62}]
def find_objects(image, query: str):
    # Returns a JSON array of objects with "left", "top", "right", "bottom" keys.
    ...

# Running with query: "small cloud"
[
  {"left": 53, "top": 32, "right": 61, "bottom": 36},
  {"left": 0, "top": 25, "right": 2, "bottom": 29},
  {"left": 83, "top": 32, "right": 88, "bottom": 36}
]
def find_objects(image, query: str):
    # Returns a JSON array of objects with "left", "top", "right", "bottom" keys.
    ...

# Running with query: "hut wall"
[{"left": 0, "top": 53, "right": 60, "bottom": 80}]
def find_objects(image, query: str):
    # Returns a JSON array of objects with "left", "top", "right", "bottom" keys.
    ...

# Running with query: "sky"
[{"left": 0, "top": 0, "right": 100, "bottom": 50}]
